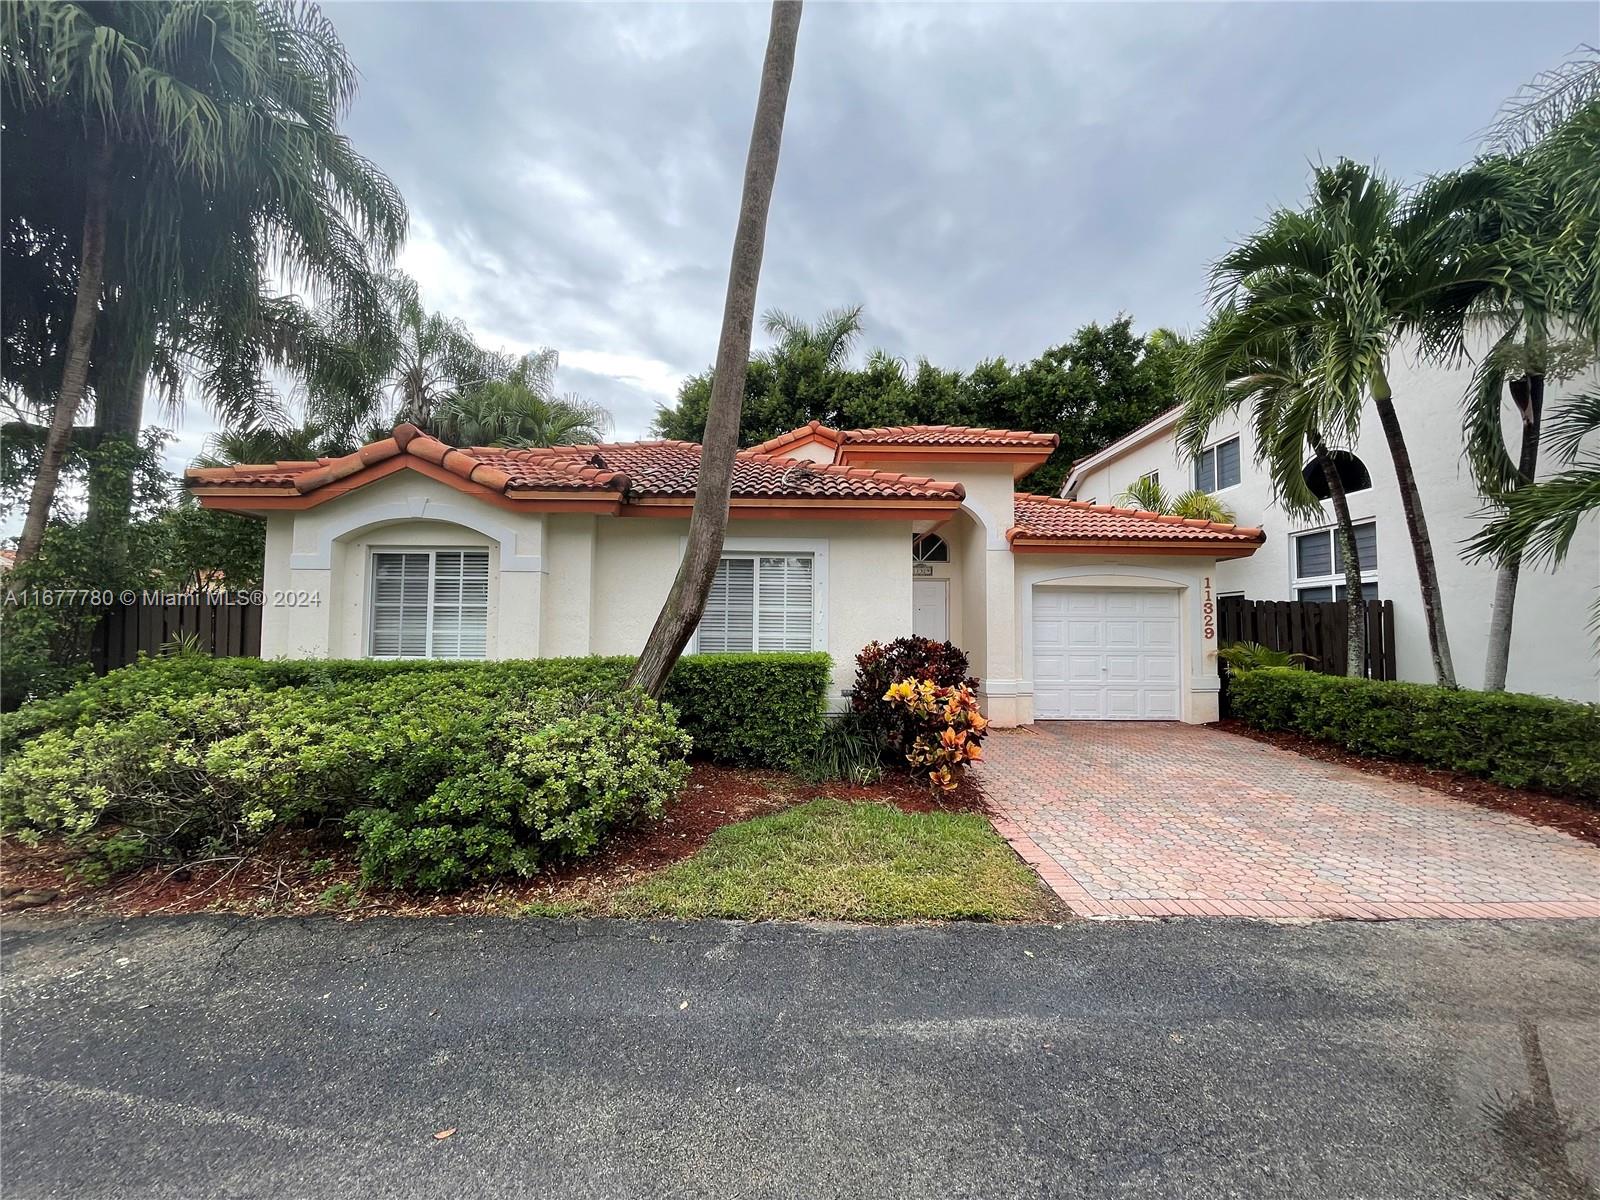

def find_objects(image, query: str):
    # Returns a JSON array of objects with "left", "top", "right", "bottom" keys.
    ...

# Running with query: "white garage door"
[{"left": 1032, "top": 588, "right": 1181, "bottom": 720}]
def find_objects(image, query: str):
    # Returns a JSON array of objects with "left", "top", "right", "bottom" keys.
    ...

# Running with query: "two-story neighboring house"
[{"left": 1064, "top": 350, "right": 1600, "bottom": 702}]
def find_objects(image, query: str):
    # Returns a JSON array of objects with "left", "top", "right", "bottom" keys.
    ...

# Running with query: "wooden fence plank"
[{"left": 1216, "top": 595, "right": 1396, "bottom": 685}]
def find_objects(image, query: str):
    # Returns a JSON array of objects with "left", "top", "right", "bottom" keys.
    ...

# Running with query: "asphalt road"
[{"left": 3, "top": 915, "right": 1598, "bottom": 1200}]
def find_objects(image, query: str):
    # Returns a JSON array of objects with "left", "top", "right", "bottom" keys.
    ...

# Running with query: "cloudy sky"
[{"left": 166, "top": 0, "right": 1598, "bottom": 461}]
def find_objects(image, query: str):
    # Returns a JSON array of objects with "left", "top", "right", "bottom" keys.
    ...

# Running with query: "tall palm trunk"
[
  {"left": 1370, "top": 368, "right": 1456, "bottom": 687},
  {"left": 17, "top": 139, "right": 114, "bottom": 564},
  {"left": 1308, "top": 429, "right": 1366, "bottom": 676},
  {"left": 628, "top": 1, "right": 803, "bottom": 696},
  {"left": 1483, "top": 374, "right": 1543, "bottom": 691},
  {"left": 86, "top": 329, "right": 154, "bottom": 537}
]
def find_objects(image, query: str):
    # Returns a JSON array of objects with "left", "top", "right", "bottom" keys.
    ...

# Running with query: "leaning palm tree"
[
  {"left": 436, "top": 351, "right": 610, "bottom": 448},
  {"left": 628, "top": 1, "right": 804, "bottom": 696},
  {"left": 1202, "top": 159, "right": 1507, "bottom": 686},
  {"left": 1181, "top": 317, "right": 1369, "bottom": 675},
  {"left": 1, "top": 1, "right": 405, "bottom": 565}
]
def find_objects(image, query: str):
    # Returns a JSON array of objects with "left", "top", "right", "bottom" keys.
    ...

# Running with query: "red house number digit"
[{"left": 1202, "top": 576, "right": 1215, "bottom": 640}]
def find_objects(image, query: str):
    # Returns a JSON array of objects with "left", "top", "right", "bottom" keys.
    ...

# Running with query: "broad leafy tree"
[{"left": 652, "top": 313, "right": 1182, "bottom": 496}]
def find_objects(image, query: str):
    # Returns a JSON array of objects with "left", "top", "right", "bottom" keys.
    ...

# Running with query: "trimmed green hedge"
[
  {"left": 0, "top": 652, "right": 830, "bottom": 769},
  {"left": 1, "top": 679, "right": 692, "bottom": 889},
  {"left": 1228, "top": 668, "right": 1600, "bottom": 801}
]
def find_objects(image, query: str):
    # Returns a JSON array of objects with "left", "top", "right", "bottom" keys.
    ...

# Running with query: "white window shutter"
[{"left": 369, "top": 549, "right": 488, "bottom": 660}]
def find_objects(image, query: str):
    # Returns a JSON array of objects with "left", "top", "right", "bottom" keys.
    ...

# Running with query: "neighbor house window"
[
  {"left": 697, "top": 553, "right": 814, "bottom": 653},
  {"left": 369, "top": 549, "right": 489, "bottom": 658},
  {"left": 1140, "top": 470, "right": 1160, "bottom": 488},
  {"left": 1292, "top": 522, "right": 1377, "bottom": 603},
  {"left": 1194, "top": 436, "right": 1241, "bottom": 493}
]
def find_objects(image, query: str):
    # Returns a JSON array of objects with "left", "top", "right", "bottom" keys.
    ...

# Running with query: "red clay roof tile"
[{"left": 1008, "top": 494, "right": 1264, "bottom": 545}]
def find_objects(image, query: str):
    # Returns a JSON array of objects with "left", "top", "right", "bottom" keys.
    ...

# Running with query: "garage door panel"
[
  {"left": 1144, "top": 657, "right": 1177, "bottom": 683},
  {"left": 1066, "top": 654, "right": 1101, "bottom": 683},
  {"left": 1067, "top": 621, "right": 1104, "bottom": 649},
  {"left": 1104, "top": 689, "right": 1143, "bottom": 719},
  {"left": 1066, "top": 689, "right": 1104, "bottom": 719},
  {"left": 1105, "top": 654, "right": 1140, "bottom": 682},
  {"left": 1104, "top": 620, "right": 1140, "bottom": 648},
  {"left": 1143, "top": 623, "right": 1176, "bottom": 649},
  {"left": 1033, "top": 586, "right": 1181, "bottom": 721},
  {"left": 1144, "top": 691, "right": 1179, "bottom": 719},
  {"left": 1141, "top": 593, "right": 1179, "bottom": 617}
]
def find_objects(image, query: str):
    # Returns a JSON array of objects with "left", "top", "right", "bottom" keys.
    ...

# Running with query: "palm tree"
[
  {"left": 1, "top": 0, "right": 405, "bottom": 564},
  {"left": 1113, "top": 475, "right": 1239, "bottom": 525},
  {"left": 760, "top": 305, "right": 864, "bottom": 369},
  {"left": 1202, "top": 159, "right": 1507, "bottom": 686},
  {"left": 304, "top": 273, "right": 491, "bottom": 442},
  {"left": 1181, "top": 318, "right": 1369, "bottom": 675},
  {"left": 1448, "top": 53, "right": 1600, "bottom": 688},
  {"left": 628, "top": 0, "right": 804, "bottom": 696},
  {"left": 436, "top": 351, "right": 611, "bottom": 448},
  {"left": 195, "top": 423, "right": 341, "bottom": 469}
]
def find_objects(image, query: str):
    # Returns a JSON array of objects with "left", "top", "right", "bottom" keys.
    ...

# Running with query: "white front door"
[
  {"left": 1032, "top": 587, "right": 1181, "bottom": 719},
  {"left": 912, "top": 579, "right": 949, "bottom": 642}
]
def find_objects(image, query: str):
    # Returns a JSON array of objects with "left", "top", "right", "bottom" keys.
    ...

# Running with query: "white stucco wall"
[
  {"left": 590, "top": 516, "right": 913, "bottom": 704},
  {"left": 1070, "top": 348, "right": 1600, "bottom": 702},
  {"left": 258, "top": 471, "right": 545, "bottom": 659}
]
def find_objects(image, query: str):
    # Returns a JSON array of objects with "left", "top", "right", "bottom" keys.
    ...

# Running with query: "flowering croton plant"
[{"left": 881, "top": 679, "right": 989, "bottom": 792}]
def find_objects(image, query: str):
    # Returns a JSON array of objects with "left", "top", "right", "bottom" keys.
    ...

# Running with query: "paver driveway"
[{"left": 980, "top": 722, "right": 1600, "bottom": 919}]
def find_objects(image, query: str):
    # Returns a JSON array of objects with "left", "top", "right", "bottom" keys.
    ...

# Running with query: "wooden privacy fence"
[
  {"left": 1217, "top": 595, "right": 1397, "bottom": 681},
  {"left": 91, "top": 593, "right": 262, "bottom": 674}
]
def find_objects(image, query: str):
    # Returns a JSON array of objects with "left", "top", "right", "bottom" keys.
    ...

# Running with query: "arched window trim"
[{"left": 912, "top": 532, "right": 949, "bottom": 563}]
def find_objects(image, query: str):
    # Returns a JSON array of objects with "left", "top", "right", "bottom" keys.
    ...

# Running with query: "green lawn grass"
[{"left": 612, "top": 799, "right": 1053, "bottom": 922}]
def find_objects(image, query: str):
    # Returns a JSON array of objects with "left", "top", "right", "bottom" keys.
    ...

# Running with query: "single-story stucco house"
[{"left": 187, "top": 421, "right": 1264, "bottom": 726}]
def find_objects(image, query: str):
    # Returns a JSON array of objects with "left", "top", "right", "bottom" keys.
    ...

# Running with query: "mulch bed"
[
  {"left": 1218, "top": 719, "right": 1600, "bottom": 849},
  {"left": 0, "top": 763, "right": 985, "bottom": 920}
]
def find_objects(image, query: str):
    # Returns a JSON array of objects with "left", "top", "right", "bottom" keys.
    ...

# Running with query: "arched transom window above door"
[{"left": 912, "top": 533, "right": 949, "bottom": 563}]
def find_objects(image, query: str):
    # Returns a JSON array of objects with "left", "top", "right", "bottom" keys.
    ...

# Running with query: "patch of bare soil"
[
  {"left": 1217, "top": 719, "right": 1600, "bottom": 848},
  {"left": 0, "top": 763, "right": 981, "bottom": 919}
]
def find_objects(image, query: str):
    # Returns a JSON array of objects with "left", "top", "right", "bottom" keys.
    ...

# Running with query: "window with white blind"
[
  {"left": 696, "top": 553, "right": 815, "bottom": 653},
  {"left": 369, "top": 549, "right": 489, "bottom": 659}
]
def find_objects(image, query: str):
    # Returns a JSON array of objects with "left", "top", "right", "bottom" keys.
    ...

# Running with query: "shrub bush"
[
  {"left": 882, "top": 679, "right": 990, "bottom": 791},
  {"left": 1, "top": 651, "right": 829, "bottom": 769},
  {"left": 0, "top": 677, "right": 691, "bottom": 889},
  {"left": 847, "top": 637, "right": 978, "bottom": 759},
  {"left": 351, "top": 690, "right": 690, "bottom": 890},
  {"left": 1228, "top": 668, "right": 1600, "bottom": 801}
]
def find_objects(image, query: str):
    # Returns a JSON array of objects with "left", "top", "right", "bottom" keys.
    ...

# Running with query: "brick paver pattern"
[{"left": 980, "top": 722, "right": 1600, "bottom": 920}]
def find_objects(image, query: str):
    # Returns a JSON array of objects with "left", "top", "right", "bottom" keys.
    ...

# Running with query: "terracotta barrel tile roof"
[
  {"left": 748, "top": 421, "right": 1059, "bottom": 456},
  {"left": 1009, "top": 494, "right": 1264, "bottom": 545},
  {"left": 527, "top": 441, "right": 966, "bottom": 502},
  {"left": 840, "top": 425, "right": 1059, "bottom": 448},
  {"left": 186, "top": 425, "right": 964, "bottom": 507}
]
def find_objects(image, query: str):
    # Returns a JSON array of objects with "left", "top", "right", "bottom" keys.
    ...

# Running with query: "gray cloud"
[{"left": 288, "top": 2, "right": 1600, "bottom": 445}]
